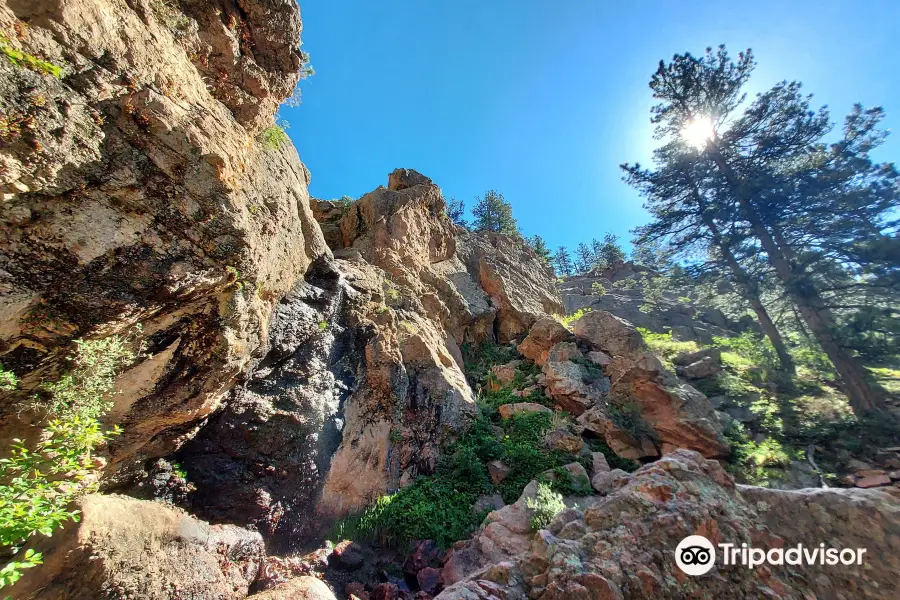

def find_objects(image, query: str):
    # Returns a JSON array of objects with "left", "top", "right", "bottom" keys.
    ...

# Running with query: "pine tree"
[
  {"left": 472, "top": 190, "right": 518, "bottom": 235},
  {"left": 594, "top": 233, "right": 626, "bottom": 270},
  {"left": 646, "top": 45, "right": 891, "bottom": 413},
  {"left": 574, "top": 243, "right": 594, "bottom": 273},
  {"left": 623, "top": 155, "right": 797, "bottom": 372},
  {"left": 445, "top": 197, "right": 468, "bottom": 229},
  {"left": 526, "top": 235, "right": 553, "bottom": 267},
  {"left": 553, "top": 246, "right": 574, "bottom": 277}
]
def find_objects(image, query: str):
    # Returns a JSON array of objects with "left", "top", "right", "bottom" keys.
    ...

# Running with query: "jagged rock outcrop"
[
  {"left": 307, "top": 169, "right": 566, "bottom": 518},
  {"left": 0, "top": 0, "right": 328, "bottom": 476},
  {"left": 513, "top": 309, "right": 727, "bottom": 459},
  {"left": 10, "top": 494, "right": 266, "bottom": 600},
  {"left": 436, "top": 450, "right": 900, "bottom": 600},
  {"left": 457, "top": 231, "right": 564, "bottom": 342}
]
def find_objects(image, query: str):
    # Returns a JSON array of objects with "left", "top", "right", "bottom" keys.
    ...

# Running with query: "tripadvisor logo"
[{"left": 675, "top": 535, "right": 867, "bottom": 576}]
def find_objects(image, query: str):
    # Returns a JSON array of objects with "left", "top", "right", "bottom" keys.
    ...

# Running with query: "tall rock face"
[
  {"left": 0, "top": 0, "right": 327, "bottom": 470},
  {"left": 308, "top": 169, "right": 566, "bottom": 519}
]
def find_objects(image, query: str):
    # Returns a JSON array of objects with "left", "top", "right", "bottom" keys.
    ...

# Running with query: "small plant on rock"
[
  {"left": 258, "top": 122, "right": 291, "bottom": 150},
  {"left": 525, "top": 482, "right": 565, "bottom": 531},
  {"left": 0, "top": 36, "right": 62, "bottom": 77}
]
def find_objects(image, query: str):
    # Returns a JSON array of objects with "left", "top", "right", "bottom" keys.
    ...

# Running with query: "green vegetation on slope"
[
  {"left": 639, "top": 327, "right": 900, "bottom": 485},
  {"left": 1, "top": 332, "right": 141, "bottom": 590},
  {"left": 333, "top": 342, "right": 616, "bottom": 550}
]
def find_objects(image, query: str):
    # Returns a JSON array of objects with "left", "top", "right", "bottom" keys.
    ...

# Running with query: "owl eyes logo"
[{"left": 675, "top": 535, "right": 716, "bottom": 575}]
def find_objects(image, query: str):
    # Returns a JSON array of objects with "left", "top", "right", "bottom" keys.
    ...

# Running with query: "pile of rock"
[
  {"left": 840, "top": 452, "right": 900, "bottom": 491},
  {"left": 436, "top": 450, "right": 900, "bottom": 600},
  {"left": 512, "top": 311, "right": 728, "bottom": 461}
]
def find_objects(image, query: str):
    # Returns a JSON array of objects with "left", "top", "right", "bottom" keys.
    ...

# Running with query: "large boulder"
[
  {"left": 435, "top": 450, "right": 900, "bottom": 600},
  {"left": 609, "top": 361, "right": 728, "bottom": 458},
  {"left": 517, "top": 317, "right": 571, "bottom": 365},
  {"left": 572, "top": 310, "right": 646, "bottom": 381},
  {"left": 10, "top": 494, "right": 265, "bottom": 600},
  {"left": 541, "top": 343, "right": 609, "bottom": 416},
  {"left": 249, "top": 577, "right": 337, "bottom": 600}
]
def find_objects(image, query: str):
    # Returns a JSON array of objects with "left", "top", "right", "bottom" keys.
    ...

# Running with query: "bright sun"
[{"left": 681, "top": 116, "right": 715, "bottom": 149}]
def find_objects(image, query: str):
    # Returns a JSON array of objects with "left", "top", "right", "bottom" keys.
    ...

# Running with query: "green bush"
[
  {"left": 525, "top": 482, "right": 565, "bottom": 531},
  {"left": 608, "top": 400, "right": 656, "bottom": 441},
  {"left": 713, "top": 332, "right": 778, "bottom": 374},
  {"left": 0, "top": 366, "right": 16, "bottom": 391},
  {"left": 259, "top": 123, "right": 291, "bottom": 150},
  {"left": 636, "top": 327, "right": 699, "bottom": 367},
  {"left": 334, "top": 410, "right": 580, "bottom": 549},
  {"left": 571, "top": 355, "right": 605, "bottom": 384},
  {"left": 1, "top": 332, "right": 140, "bottom": 590},
  {"left": 722, "top": 420, "right": 792, "bottom": 485}
]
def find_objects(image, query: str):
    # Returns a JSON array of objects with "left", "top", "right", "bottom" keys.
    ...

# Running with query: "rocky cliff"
[{"left": 2, "top": 2, "right": 899, "bottom": 600}]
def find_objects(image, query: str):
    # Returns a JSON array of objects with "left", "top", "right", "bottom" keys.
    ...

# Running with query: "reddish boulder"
[
  {"left": 417, "top": 567, "right": 443, "bottom": 595},
  {"left": 518, "top": 317, "right": 571, "bottom": 365}
]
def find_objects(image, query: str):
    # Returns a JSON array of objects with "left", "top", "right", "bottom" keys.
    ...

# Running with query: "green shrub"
[
  {"left": 259, "top": 123, "right": 291, "bottom": 150},
  {"left": 713, "top": 332, "right": 778, "bottom": 374},
  {"left": 591, "top": 282, "right": 607, "bottom": 296},
  {"left": 540, "top": 466, "right": 591, "bottom": 496},
  {"left": 1, "top": 332, "right": 140, "bottom": 590},
  {"left": 334, "top": 409, "right": 580, "bottom": 549},
  {"left": 571, "top": 355, "right": 605, "bottom": 384},
  {"left": 0, "top": 366, "right": 16, "bottom": 391},
  {"left": 637, "top": 327, "right": 699, "bottom": 361},
  {"left": 585, "top": 438, "right": 639, "bottom": 471},
  {"left": 722, "top": 420, "right": 792, "bottom": 485},
  {"left": 525, "top": 482, "right": 565, "bottom": 530},
  {"left": 559, "top": 308, "right": 591, "bottom": 328},
  {"left": 462, "top": 342, "right": 519, "bottom": 387}
]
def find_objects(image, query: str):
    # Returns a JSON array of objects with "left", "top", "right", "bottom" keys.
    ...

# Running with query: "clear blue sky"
[{"left": 284, "top": 0, "right": 900, "bottom": 252}]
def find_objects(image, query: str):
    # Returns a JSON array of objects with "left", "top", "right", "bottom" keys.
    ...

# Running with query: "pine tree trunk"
[
  {"left": 708, "top": 147, "right": 886, "bottom": 414},
  {"left": 693, "top": 190, "right": 795, "bottom": 372}
]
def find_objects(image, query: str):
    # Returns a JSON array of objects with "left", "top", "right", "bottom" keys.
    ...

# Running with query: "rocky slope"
[
  {"left": 560, "top": 261, "right": 746, "bottom": 344},
  {"left": 1, "top": 2, "right": 899, "bottom": 600}
]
